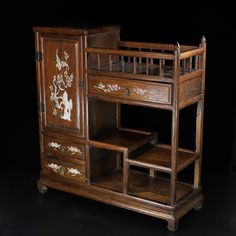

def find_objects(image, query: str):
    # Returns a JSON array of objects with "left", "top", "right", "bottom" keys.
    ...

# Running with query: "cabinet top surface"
[{"left": 33, "top": 24, "right": 121, "bottom": 35}]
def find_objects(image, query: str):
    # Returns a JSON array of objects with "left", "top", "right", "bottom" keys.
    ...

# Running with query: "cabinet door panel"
[{"left": 39, "top": 34, "right": 84, "bottom": 136}]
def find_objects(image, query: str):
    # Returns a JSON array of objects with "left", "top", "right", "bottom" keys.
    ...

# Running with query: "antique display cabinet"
[{"left": 34, "top": 25, "right": 206, "bottom": 231}]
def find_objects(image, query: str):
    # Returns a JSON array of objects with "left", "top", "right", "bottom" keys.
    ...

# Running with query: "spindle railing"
[{"left": 86, "top": 41, "right": 204, "bottom": 83}]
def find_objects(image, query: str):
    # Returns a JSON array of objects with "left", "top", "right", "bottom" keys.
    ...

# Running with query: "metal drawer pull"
[
  {"left": 124, "top": 87, "right": 130, "bottom": 96},
  {"left": 61, "top": 145, "right": 65, "bottom": 153}
]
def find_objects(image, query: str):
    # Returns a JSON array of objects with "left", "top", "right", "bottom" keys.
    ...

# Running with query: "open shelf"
[
  {"left": 92, "top": 170, "right": 194, "bottom": 204},
  {"left": 129, "top": 144, "right": 199, "bottom": 173},
  {"left": 90, "top": 128, "right": 156, "bottom": 152}
]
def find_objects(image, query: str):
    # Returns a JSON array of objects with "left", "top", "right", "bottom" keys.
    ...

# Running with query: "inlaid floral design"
[
  {"left": 47, "top": 163, "right": 61, "bottom": 172},
  {"left": 49, "top": 49, "right": 74, "bottom": 121},
  {"left": 67, "top": 146, "right": 82, "bottom": 155},
  {"left": 48, "top": 141, "right": 61, "bottom": 150},
  {"left": 94, "top": 82, "right": 121, "bottom": 93},
  {"left": 47, "top": 162, "right": 81, "bottom": 176},
  {"left": 67, "top": 168, "right": 81, "bottom": 176},
  {"left": 48, "top": 141, "right": 82, "bottom": 155},
  {"left": 133, "top": 87, "right": 168, "bottom": 102}
]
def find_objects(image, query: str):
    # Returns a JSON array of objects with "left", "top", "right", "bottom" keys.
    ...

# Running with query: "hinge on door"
[
  {"left": 35, "top": 51, "right": 43, "bottom": 62},
  {"left": 79, "top": 80, "right": 84, "bottom": 89},
  {"left": 38, "top": 101, "right": 45, "bottom": 113}
]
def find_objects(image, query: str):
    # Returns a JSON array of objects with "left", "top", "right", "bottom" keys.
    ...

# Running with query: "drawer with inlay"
[
  {"left": 44, "top": 158, "right": 85, "bottom": 182},
  {"left": 44, "top": 136, "right": 85, "bottom": 163},
  {"left": 88, "top": 75, "right": 172, "bottom": 105}
]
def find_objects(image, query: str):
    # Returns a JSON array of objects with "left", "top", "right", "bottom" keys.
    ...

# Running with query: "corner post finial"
[
  {"left": 200, "top": 36, "right": 206, "bottom": 46},
  {"left": 175, "top": 41, "right": 180, "bottom": 51}
]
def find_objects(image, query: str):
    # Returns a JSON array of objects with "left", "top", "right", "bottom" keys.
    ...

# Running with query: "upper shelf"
[
  {"left": 89, "top": 128, "right": 157, "bottom": 153},
  {"left": 129, "top": 144, "right": 199, "bottom": 173}
]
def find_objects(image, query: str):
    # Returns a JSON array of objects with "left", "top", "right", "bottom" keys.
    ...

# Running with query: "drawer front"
[
  {"left": 88, "top": 75, "right": 172, "bottom": 105},
  {"left": 44, "top": 158, "right": 85, "bottom": 182},
  {"left": 44, "top": 137, "right": 85, "bottom": 163}
]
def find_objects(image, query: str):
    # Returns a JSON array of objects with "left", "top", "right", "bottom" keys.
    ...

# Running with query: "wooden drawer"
[
  {"left": 88, "top": 75, "right": 172, "bottom": 105},
  {"left": 44, "top": 136, "right": 85, "bottom": 164},
  {"left": 44, "top": 158, "right": 85, "bottom": 182}
]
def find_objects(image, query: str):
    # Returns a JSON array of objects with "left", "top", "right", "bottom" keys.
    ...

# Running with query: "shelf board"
[
  {"left": 129, "top": 144, "right": 199, "bottom": 173},
  {"left": 92, "top": 170, "right": 193, "bottom": 204},
  {"left": 90, "top": 128, "right": 156, "bottom": 152}
]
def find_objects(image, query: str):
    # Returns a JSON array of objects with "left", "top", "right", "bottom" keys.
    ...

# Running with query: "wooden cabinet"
[{"left": 34, "top": 25, "right": 206, "bottom": 231}]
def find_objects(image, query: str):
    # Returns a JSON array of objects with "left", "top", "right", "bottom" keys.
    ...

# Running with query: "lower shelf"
[
  {"left": 129, "top": 144, "right": 199, "bottom": 173},
  {"left": 92, "top": 170, "right": 193, "bottom": 205}
]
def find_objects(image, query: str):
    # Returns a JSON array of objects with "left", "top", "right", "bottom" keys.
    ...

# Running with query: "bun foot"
[
  {"left": 37, "top": 180, "right": 48, "bottom": 193},
  {"left": 194, "top": 201, "right": 203, "bottom": 211},
  {"left": 167, "top": 218, "right": 178, "bottom": 232}
]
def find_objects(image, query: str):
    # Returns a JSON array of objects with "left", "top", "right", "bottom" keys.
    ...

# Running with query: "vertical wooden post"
[
  {"left": 97, "top": 54, "right": 100, "bottom": 70},
  {"left": 195, "top": 55, "right": 199, "bottom": 70},
  {"left": 123, "top": 149, "right": 129, "bottom": 195},
  {"left": 183, "top": 59, "right": 186, "bottom": 74},
  {"left": 162, "top": 50, "right": 165, "bottom": 67},
  {"left": 170, "top": 42, "right": 180, "bottom": 206},
  {"left": 109, "top": 55, "right": 112, "bottom": 71},
  {"left": 139, "top": 48, "right": 142, "bottom": 63},
  {"left": 150, "top": 132, "right": 158, "bottom": 177},
  {"left": 128, "top": 47, "right": 131, "bottom": 62},
  {"left": 116, "top": 103, "right": 122, "bottom": 169},
  {"left": 194, "top": 36, "right": 206, "bottom": 188},
  {"left": 159, "top": 59, "right": 163, "bottom": 76},
  {"left": 86, "top": 144, "right": 91, "bottom": 184},
  {"left": 133, "top": 57, "right": 137, "bottom": 74},
  {"left": 121, "top": 56, "right": 125, "bottom": 72},
  {"left": 189, "top": 57, "right": 192, "bottom": 72},
  {"left": 150, "top": 49, "right": 153, "bottom": 64},
  {"left": 146, "top": 58, "right": 149, "bottom": 75}
]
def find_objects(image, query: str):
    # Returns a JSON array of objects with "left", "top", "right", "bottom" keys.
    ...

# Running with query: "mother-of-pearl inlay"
[
  {"left": 49, "top": 49, "right": 74, "bottom": 121},
  {"left": 47, "top": 163, "right": 81, "bottom": 176}
]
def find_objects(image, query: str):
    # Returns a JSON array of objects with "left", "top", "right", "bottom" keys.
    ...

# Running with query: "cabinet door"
[{"left": 37, "top": 34, "right": 84, "bottom": 137}]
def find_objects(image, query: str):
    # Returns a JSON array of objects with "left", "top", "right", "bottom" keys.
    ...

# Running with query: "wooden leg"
[
  {"left": 37, "top": 180, "right": 48, "bottom": 194},
  {"left": 167, "top": 218, "right": 178, "bottom": 232},
  {"left": 194, "top": 101, "right": 204, "bottom": 188}
]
